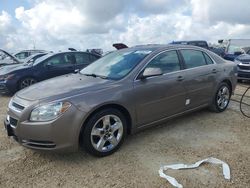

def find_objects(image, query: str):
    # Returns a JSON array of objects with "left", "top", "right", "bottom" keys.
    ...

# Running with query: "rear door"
[
  {"left": 42, "top": 53, "right": 75, "bottom": 79},
  {"left": 179, "top": 49, "right": 217, "bottom": 109},
  {"left": 133, "top": 50, "right": 187, "bottom": 126}
]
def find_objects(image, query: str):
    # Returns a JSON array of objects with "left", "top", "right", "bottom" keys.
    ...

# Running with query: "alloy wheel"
[
  {"left": 20, "top": 78, "right": 37, "bottom": 89},
  {"left": 217, "top": 86, "right": 230, "bottom": 110},
  {"left": 90, "top": 115, "right": 123, "bottom": 152}
]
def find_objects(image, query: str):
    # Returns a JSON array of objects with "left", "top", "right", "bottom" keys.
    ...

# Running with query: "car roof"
[
  {"left": 33, "top": 51, "right": 100, "bottom": 65},
  {"left": 120, "top": 44, "right": 207, "bottom": 53}
]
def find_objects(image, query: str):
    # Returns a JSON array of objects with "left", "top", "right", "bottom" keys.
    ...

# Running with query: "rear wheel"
[
  {"left": 81, "top": 108, "right": 127, "bottom": 157},
  {"left": 19, "top": 77, "right": 37, "bottom": 90},
  {"left": 209, "top": 82, "right": 231, "bottom": 112}
]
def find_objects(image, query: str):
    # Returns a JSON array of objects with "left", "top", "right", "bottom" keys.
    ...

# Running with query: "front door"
[
  {"left": 42, "top": 53, "right": 75, "bottom": 80},
  {"left": 133, "top": 50, "right": 187, "bottom": 126}
]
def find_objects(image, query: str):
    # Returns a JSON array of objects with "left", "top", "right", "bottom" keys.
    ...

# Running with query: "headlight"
[
  {"left": 234, "top": 59, "right": 241, "bottom": 65},
  {"left": 0, "top": 74, "right": 15, "bottom": 81},
  {"left": 30, "top": 101, "right": 71, "bottom": 122}
]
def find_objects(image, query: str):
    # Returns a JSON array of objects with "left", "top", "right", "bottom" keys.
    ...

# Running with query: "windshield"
[
  {"left": 80, "top": 49, "right": 152, "bottom": 80},
  {"left": 24, "top": 53, "right": 47, "bottom": 64}
]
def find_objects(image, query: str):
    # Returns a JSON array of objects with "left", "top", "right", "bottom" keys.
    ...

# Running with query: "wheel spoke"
[
  {"left": 91, "top": 128, "right": 103, "bottom": 136},
  {"left": 109, "top": 136, "right": 118, "bottom": 146},
  {"left": 111, "top": 122, "right": 121, "bottom": 133},
  {"left": 96, "top": 137, "right": 106, "bottom": 150},
  {"left": 102, "top": 115, "right": 110, "bottom": 127}
]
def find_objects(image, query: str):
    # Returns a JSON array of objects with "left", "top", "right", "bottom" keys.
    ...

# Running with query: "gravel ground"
[{"left": 0, "top": 84, "right": 249, "bottom": 188}]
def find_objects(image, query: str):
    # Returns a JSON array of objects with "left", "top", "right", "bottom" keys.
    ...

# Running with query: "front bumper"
[
  {"left": 237, "top": 70, "right": 250, "bottom": 80},
  {"left": 0, "top": 80, "right": 10, "bottom": 94},
  {"left": 4, "top": 100, "right": 86, "bottom": 152}
]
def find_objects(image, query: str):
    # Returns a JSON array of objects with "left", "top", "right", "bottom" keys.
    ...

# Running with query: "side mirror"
[
  {"left": 234, "top": 51, "right": 243, "bottom": 56},
  {"left": 139, "top": 67, "right": 163, "bottom": 79}
]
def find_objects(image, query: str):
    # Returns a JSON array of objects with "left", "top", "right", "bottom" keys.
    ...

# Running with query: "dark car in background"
[
  {"left": 0, "top": 51, "right": 100, "bottom": 94},
  {"left": 170, "top": 40, "right": 226, "bottom": 57},
  {"left": 223, "top": 39, "right": 250, "bottom": 61},
  {"left": 234, "top": 47, "right": 250, "bottom": 81},
  {"left": 170, "top": 40, "right": 209, "bottom": 49}
]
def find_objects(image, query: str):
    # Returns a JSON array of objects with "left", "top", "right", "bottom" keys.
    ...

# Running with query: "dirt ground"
[{"left": 0, "top": 84, "right": 249, "bottom": 188}]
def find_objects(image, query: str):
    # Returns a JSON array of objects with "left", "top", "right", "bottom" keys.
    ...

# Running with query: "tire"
[
  {"left": 19, "top": 77, "right": 37, "bottom": 90},
  {"left": 209, "top": 82, "right": 231, "bottom": 112},
  {"left": 81, "top": 108, "right": 127, "bottom": 157}
]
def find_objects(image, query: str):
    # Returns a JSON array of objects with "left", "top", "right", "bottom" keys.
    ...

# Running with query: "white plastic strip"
[{"left": 159, "top": 157, "right": 231, "bottom": 188}]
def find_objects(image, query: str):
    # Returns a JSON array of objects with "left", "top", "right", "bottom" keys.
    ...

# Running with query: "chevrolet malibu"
[{"left": 4, "top": 45, "right": 237, "bottom": 157}]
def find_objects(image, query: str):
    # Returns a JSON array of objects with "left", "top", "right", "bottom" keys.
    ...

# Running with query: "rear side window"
[
  {"left": 203, "top": 53, "right": 214, "bottom": 64},
  {"left": 180, "top": 50, "right": 207, "bottom": 69},
  {"left": 89, "top": 54, "right": 99, "bottom": 62},
  {"left": 146, "top": 50, "right": 180, "bottom": 74},
  {"left": 75, "top": 53, "right": 90, "bottom": 64},
  {"left": 64, "top": 54, "right": 76, "bottom": 64}
]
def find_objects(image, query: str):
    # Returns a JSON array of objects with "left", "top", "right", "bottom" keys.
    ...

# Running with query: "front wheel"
[
  {"left": 19, "top": 77, "right": 37, "bottom": 90},
  {"left": 82, "top": 108, "right": 127, "bottom": 157},
  {"left": 209, "top": 82, "right": 231, "bottom": 112}
]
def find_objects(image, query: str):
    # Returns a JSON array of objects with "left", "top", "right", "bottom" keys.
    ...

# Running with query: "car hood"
[
  {"left": 16, "top": 73, "right": 114, "bottom": 101},
  {"left": 0, "top": 63, "right": 28, "bottom": 75},
  {"left": 236, "top": 54, "right": 250, "bottom": 62}
]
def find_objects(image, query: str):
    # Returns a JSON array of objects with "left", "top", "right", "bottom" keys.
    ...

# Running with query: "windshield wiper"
[{"left": 83, "top": 73, "right": 108, "bottom": 79}]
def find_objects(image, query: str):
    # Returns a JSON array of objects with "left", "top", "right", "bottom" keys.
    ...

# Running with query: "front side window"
[
  {"left": 44, "top": 54, "right": 67, "bottom": 66},
  {"left": 80, "top": 50, "right": 151, "bottom": 80},
  {"left": 180, "top": 50, "right": 207, "bottom": 69},
  {"left": 145, "top": 50, "right": 180, "bottom": 74}
]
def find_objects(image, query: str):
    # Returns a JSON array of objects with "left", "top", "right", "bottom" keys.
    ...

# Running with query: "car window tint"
[
  {"left": 45, "top": 54, "right": 66, "bottom": 66},
  {"left": 146, "top": 50, "right": 180, "bottom": 74},
  {"left": 89, "top": 54, "right": 99, "bottom": 62},
  {"left": 180, "top": 50, "right": 207, "bottom": 68},
  {"left": 75, "top": 53, "right": 90, "bottom": 64},
  {"left": 64, "top": 54, "right": 76, "bottom": 64},
  {"left": 203, "top": 53, "right": 213, "bottom": 64}
]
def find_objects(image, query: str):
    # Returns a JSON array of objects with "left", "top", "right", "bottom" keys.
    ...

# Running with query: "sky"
[{"left": 1, "top": 0, "right": 250, "bottom": 52}]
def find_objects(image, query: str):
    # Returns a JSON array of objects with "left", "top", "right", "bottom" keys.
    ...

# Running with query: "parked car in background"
[
  {"left": 209, "top": 46, "right": 225, "bottom": 57},
  {"left": 0, "top": 51, "right": 100, "bottom": 94},
  {"left": 14, "top": 50, "right": 48, "bottom": 61},
  {"left": 0, "top": 49, "right": 21, "bottom": 67},
  {"left": 234, "top": 47, "right": 250, "bottom": 81},
  {"left": 170, "top": 40, "right": 226, "bottom": 57},
  {"left": 4, "top": 45, "right": 237, "bottom": 157},
  {"left": 223, "top": 39, "right": 250, "bottom": 61},
  {"left": 170, "top": 40, "right": 209, "bottom": 49}
]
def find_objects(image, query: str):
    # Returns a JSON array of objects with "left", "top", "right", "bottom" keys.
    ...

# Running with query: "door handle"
[
  {"left": 177, "top": 76, "right": 184, "bottom": 81},
  {"left": 212, "top": 69, "right": 217, "bottom": 74}
]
